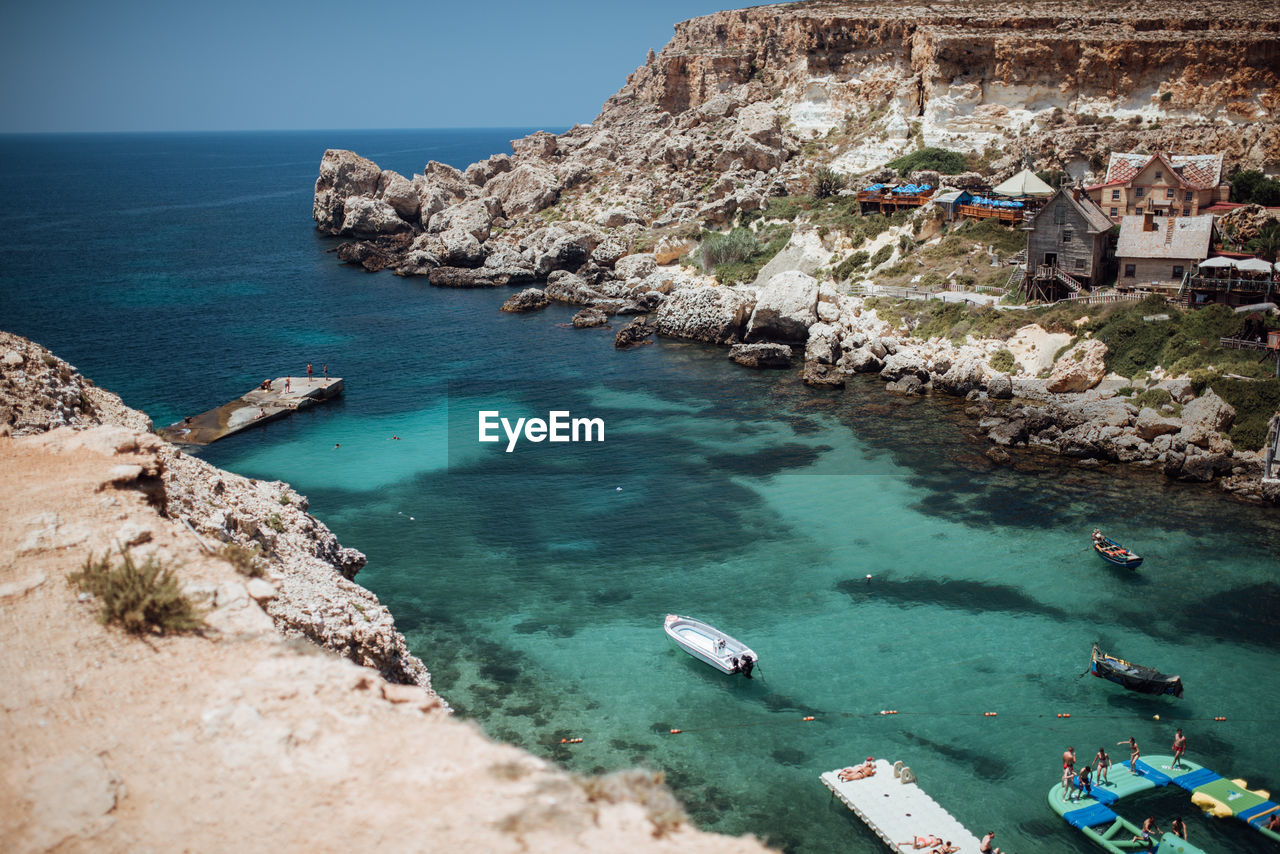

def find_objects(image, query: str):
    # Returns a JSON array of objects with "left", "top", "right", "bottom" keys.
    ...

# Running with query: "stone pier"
[{"left": 158, "top": 377, "right": 343, "bottom": 445}]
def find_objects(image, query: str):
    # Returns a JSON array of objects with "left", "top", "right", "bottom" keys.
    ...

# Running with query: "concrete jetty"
[
  {"left": 158, "top": 377, "right": 343, "bottom": 445},
  {"left": 821, "top": 760, "right": 982, "bottom": 853}
]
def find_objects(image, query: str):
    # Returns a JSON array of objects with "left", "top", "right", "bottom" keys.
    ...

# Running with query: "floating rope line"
[{"left": 535, "top": 710, "right": 1257, "bottom": 747}]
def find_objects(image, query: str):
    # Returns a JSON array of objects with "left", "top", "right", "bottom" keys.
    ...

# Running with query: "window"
[
  {"left": 1110, "top": 207, "right": 1118, "bottom": 217},
  {"left": 1075, "top": 258, "right": 1086, "bottom": 271},
  {"left": 1155, "top": 170, "right": 1163, "bottom": 179},
  {"left": 1124, "top": 264, "right": 1136, "bottom": 277},
  {"left": 1185, "top": 191, "right": 1193, "bottom": 201},
  {"left": 1111, "top": 189, "right": 1120, "bottom": 200},
  {"left": 1061, "top": 230, "right": 1073, "bottom": 243},
  {"left": 1173, "top": 265, "right": 1184, "bottom": 278},
  {"left": 1052, "top": 204, "right": 1066, "bottom": 224},
  {"left": 1136, "top": 187, "right": 1145, "bottom": 198},
  {"left": 1183, "top": 206, "right": 1191, "bottom": 216},
  {"left": 1166, "top": 188, "right": 1175, "bottom": 199}
]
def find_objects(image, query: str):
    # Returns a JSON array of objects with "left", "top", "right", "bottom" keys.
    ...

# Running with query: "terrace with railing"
[{"left": 856, "top": 183, "right": 935, "bottom": 213}]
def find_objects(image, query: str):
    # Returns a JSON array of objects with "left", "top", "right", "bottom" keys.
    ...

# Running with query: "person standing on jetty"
[
  {"left": 1119, "top": 737, "right": 1141, "bottom": 775},
  {"left": 306, "top": 362, "right": 313, "bottom": 382},
  {"left": 1172, "top": 729, "right": 1187, "bottom": 769},
  {"left": 322, "top": 363, "right": 328, "bottom": 379}
]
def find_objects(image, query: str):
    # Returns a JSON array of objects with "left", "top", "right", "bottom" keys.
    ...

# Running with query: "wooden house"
[
  {"left": 1021, "top": 188, "right": 1116, "bottom": 301},
  {"left": 1115, "top": 213, "right": 1214, "bottom": 294},
  {"left": 1085, "top": 152, "right": 1228, "bottom": 222}
]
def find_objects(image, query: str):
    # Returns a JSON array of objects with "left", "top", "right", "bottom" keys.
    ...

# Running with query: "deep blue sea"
[{"left": 3, "top": 130, "right": 1279, "bottom": 853}]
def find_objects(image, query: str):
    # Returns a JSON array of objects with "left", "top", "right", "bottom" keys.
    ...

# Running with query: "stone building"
[
  {"left": 1085, "top": 152, "right": 1229, "bottom": 222},
  {"left": 1022, "top": 187, "right": 1116, "bottom": 301},
  {"left": 1115, "top": 213, "right": 1214, "bottom": 294}
]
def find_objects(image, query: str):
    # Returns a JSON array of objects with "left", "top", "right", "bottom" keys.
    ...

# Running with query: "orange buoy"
[
  {"left": 669, "top": 728, "right": 682, "bottom": 734},
  {"left": 802, "top": 716, "right": 815, "bottom": 722},
  {"left": 560, "top": 738, "right": 567, "bottom": 743},
  {"left": 1214, "top": 716, "right": 1226, "bottom": 722},
  {"left": 1057, "top": 713, "right": 1071, "bottom": 718},
  {"left": 984, "top": 712, "right": 997, "bottom": 717}
]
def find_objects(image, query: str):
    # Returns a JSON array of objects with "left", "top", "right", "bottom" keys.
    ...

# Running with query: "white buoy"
[{"left": 616, "top": 487, "right": 622, "bottom": 491}]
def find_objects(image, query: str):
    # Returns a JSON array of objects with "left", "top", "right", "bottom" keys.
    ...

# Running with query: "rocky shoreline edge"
[{"left": 1, "top": 329, "right": 433, "bottom": 692}]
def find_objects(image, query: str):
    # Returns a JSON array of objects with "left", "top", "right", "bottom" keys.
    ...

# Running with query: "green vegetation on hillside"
[
  {"left": 1230, "top": 170, "right": 1280, "bottom": 207},
  {"left": 698, "top": 223, "right": 794, "bottom": 284},
  {"left": 886, "top": 147, "right": 967, "bottom": 177},
  {"left": 71, "top": 549, "right": 205, "bottom": 635}
]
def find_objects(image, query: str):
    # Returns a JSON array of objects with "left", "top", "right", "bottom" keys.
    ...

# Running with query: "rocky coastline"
[{"left": 308, "top": 0, "right": 1280, "bottom": 508}]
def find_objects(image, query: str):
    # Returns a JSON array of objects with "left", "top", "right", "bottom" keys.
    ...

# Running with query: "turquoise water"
[{"left": 3, "top": 131, "right": 1279, "bottom": 853}]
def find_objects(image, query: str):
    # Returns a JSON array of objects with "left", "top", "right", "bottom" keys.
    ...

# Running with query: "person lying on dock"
[
  {"left": 930, "top": 843, "right": 958, "bottom": 854},
  {"left": 838, "top": 758, "right": 876, "bottom": 781},
  {"left": 897, "top": 834, "right": 941, "bottom": 850},
  {"left": 1266, "top": 814, "right": 1280, "bottom": 831}
]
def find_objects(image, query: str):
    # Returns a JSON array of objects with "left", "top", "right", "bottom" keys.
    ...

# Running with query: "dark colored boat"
[
  {"left": 1092, "top": 529, "right": 1142, "bottom": 568},
  {"left": 1090, "top": 645, "right": 1183, "bottom": 698}
]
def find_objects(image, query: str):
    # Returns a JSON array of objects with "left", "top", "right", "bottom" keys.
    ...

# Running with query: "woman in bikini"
[
  {"left": 838, "top": 758, "right": 877, "bottom": 781},
  {"left": 1094, "top": 747, "right": 1111, "bottom": 785},
  {"left": 898, "top": 835, "right": 942, "bottom": 850}
]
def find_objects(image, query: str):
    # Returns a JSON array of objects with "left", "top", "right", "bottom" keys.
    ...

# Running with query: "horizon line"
[{"left": 0, "top": 125, "right": 580, "bottom": 138}]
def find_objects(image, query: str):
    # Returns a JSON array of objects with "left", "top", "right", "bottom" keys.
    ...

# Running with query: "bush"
[
  {"left": 868, "top": 244, "right": 894, "bottom": 268},
  {"left": 1208, "top": 378, "right": 1280, "bottom": 450},
  {"left": 266, "top": 512, "right": 285, "bottom": 533},
  {"left": 221, "top": 542, "right": 265, "bottom": 578},
  {"left": 886, "top": 147, "right": 967, "bottom": 177},
  {"left": 1230, "top": 170, "right": 1280, "bottom": 207},
  {"left": 990, "top": 349, "right": 1016, "bottom": 373},
  {"left": 813, "top": 166, "right": 847, "bottom": 199},
  {"left": 1131, "top": 387, "right": 1173, "bottom": 410},
  {"left": 70, "top": 549, "right": 205, "bottom": 635},
  {"left": 833, "top": 250, "right": 870, "bottom": 281},
  {"left": 699, "top": 228, "right": 760, "bottom": 270}
]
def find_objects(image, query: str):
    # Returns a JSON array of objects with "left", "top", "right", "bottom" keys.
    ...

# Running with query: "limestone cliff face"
[{"left": 610, "top": 1, "right": 1280, "bottom": 172}]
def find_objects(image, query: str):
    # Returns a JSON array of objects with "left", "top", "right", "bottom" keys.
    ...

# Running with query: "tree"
[
  {"left": 813, "top": 166, "right": 847, "bottom": 199},
  {"left": 1230, "top": 170, "right": 1280, "bottom": 206}
]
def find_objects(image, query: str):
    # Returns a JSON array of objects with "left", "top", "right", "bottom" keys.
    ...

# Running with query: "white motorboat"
[{"left": 663, "top": 614, "right": 757, "bottom": 677}]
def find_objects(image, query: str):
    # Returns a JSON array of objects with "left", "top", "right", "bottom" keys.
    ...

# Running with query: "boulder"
[
  {"left": 377, "top": 170, "right": 420, "bottom": 221},
  {"left": 571, "top": 308, "right": 610, "bottom": 328},
  {"left": 654, "top": 286, "right": 753, "bottom": 344},
  {"left": 429, "top": 198, "right": 502, "bottom": 242},
  {"left": 500, "top": 288, "right": 549, "bottom": 313},
  {"left": 1046, "top": 339, "right": 1107, "bottom": 393},
  {"left": 1178, "top": 388, "right": 1235, "bottom": 447},
  {"left": 987, "top": 372, "right": 1013, "bottom": 399},
  {"left": 1134, "top": 407, "right": 1182, "bottom": 441},
  {"left": 879, "top": 351, "right": 930, "bottom": 383},
  {"left": 729, "top": 342, "right": 793, "bottom": 368},
  {"left": 485, "top": 163, "right": 560, "bottom": 217},
  {"left": 614, "top": 317, "right": 657, "bottom": 348},
  {"left": 714, "top": 135, "right": 785, "bottom": 173},
  {"left": 438, "top": 228, "right": 484, "bottom": 267},
  {"left": 426, "top": 267, "right": 512, "bottom": 287},
  {"left": 543, "top": 272, "right": 604, "bottom": 306},
  {"left": 336, "top": 240, "right": 396, "bottom": 272},
  {"left": 413, "top": 161, "right": 476, "bottom": 227},
  {"left": 934, "top": 356, "right": 985, "bottom": 396},
  {"left": 521, "top": 223, "right": 602, "bottom": 276},
  {"left": 886, "top": 375, "right": 925, "bottom": 395},
  {"left": 802, "top": 361, "right": 846, "bottom": 388},
  {"left": 805, "top": 323, "right": 841, "bottom": 365},
  {"left": 1160, "top": 377, "right": 1195, "bottom": 404},
  {"left": 594, "top": 207, "right": 646, "bottom": 228},
  {"left": 614, "top": 253, "right": 658, "bottom": 282},
  {"left": 463, "top": 153, "right": 512, "bottom": 187},
  {"left": 745, "top": 270, "right": 819, "bottom": 342},
  {"left": 339, "top": 196, "right": 412, "bottom": 237},
  {"left": 591, "top": 235, "right": 630, "bottom": 267},
  {"left": 735, "top": 102, "right": 782, "bottom": 147},
  {"left": 479, "top": 246, "right": 537, "bottom": 283},
  {"left": 988, "top": 419, "right": 1027, "bottom": 446},
  {"left": 839, "top": 348, "right": 883, "bottom": 374},
  {"left": 652, "top": 234, "right": 697, "bottom": 266},
  {"left": 313, "top": 149, "right": 382, "bottom": 234},
  {"left": 511, "top": 130, "right": 558, "bottom": 160}
]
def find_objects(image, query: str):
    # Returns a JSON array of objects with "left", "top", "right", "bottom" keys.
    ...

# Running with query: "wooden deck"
[
  {"left": 857, "top": 190, "right": 935, "bottom": 212},
  {"left": 158, "top": 377, "right": 343, "bottom": 445},
  {"left": 956, "top": 203, "right": 1026, "bottom": 225}
]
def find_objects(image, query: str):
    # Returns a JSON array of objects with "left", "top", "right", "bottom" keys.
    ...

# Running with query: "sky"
[{"left": 0, "top": 0, "right": 751, "bottom": 133}]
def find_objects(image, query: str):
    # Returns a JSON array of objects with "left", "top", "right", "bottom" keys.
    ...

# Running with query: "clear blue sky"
[{"left": 0, "top": 0, "right": 748, "bottom": 133}]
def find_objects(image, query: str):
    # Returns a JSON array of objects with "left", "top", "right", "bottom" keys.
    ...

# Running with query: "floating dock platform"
[
  {"left": 158, "top": 377, "right": 343, "bottom": 445},
  {"left": 1049, "top": 753, "right": 1278, "bottom": 853},
  {"left": 821, "top": 760, "right": 982, "bottom": 853}
]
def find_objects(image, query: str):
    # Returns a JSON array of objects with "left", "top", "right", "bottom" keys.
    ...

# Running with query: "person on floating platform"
[
  {"left": 1094, "top": 746, "right": 1112, "bottom": 785},
  {"left": 1076, "top": 763, "right": 1093, "bottom": 800},
  {"left": 839, "top": 758, "right": 876, "bottom": 781},
  {"left": 1131, "top": 816, "right": 1161, "bottom": 849},
  {"left": 1062, "top": 746, "right": 1076, "bottom": 771},
  {"left": 1119, "top": 737, "right": 1141, "bottom": 775},
  {"left": 979, "top": 830, "right": 1002, "bottom": 854},
  {"left": 1170, "top": 817, "right": 1187, "bottom": 840},
  {"left": 1172, "top": 728, "right": 1187, "bottom": 769},
  {"left": 898, "top": 834, "right": 942, "bottom": 850},
  {"left": 930, "top": 843, "right": 958, "bottom": 854}
]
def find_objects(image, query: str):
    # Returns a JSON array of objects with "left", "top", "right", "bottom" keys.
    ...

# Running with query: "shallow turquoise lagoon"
[{"left": 2, "top": 130, "right": 1278, "bottom": 853}]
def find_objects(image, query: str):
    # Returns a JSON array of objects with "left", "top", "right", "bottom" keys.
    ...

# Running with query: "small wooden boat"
[
  {"left": 1089, "top": 644, "right": 1183, "bottom": 698},
  {"left": 1092, "top": 529, "right": 1142, "bottom": 568},
  {"left": 664, "top": 614, "right": 757, "bottom": 677}
]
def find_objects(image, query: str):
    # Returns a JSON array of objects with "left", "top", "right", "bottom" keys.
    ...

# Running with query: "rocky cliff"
[{"left": 0, "top": 330, "right": 770, "bottom": 853}]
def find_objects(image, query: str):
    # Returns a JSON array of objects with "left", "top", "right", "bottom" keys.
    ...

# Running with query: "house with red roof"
[{"left": 1085, "top": 152, "right": 1229, "bottom": 222}]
